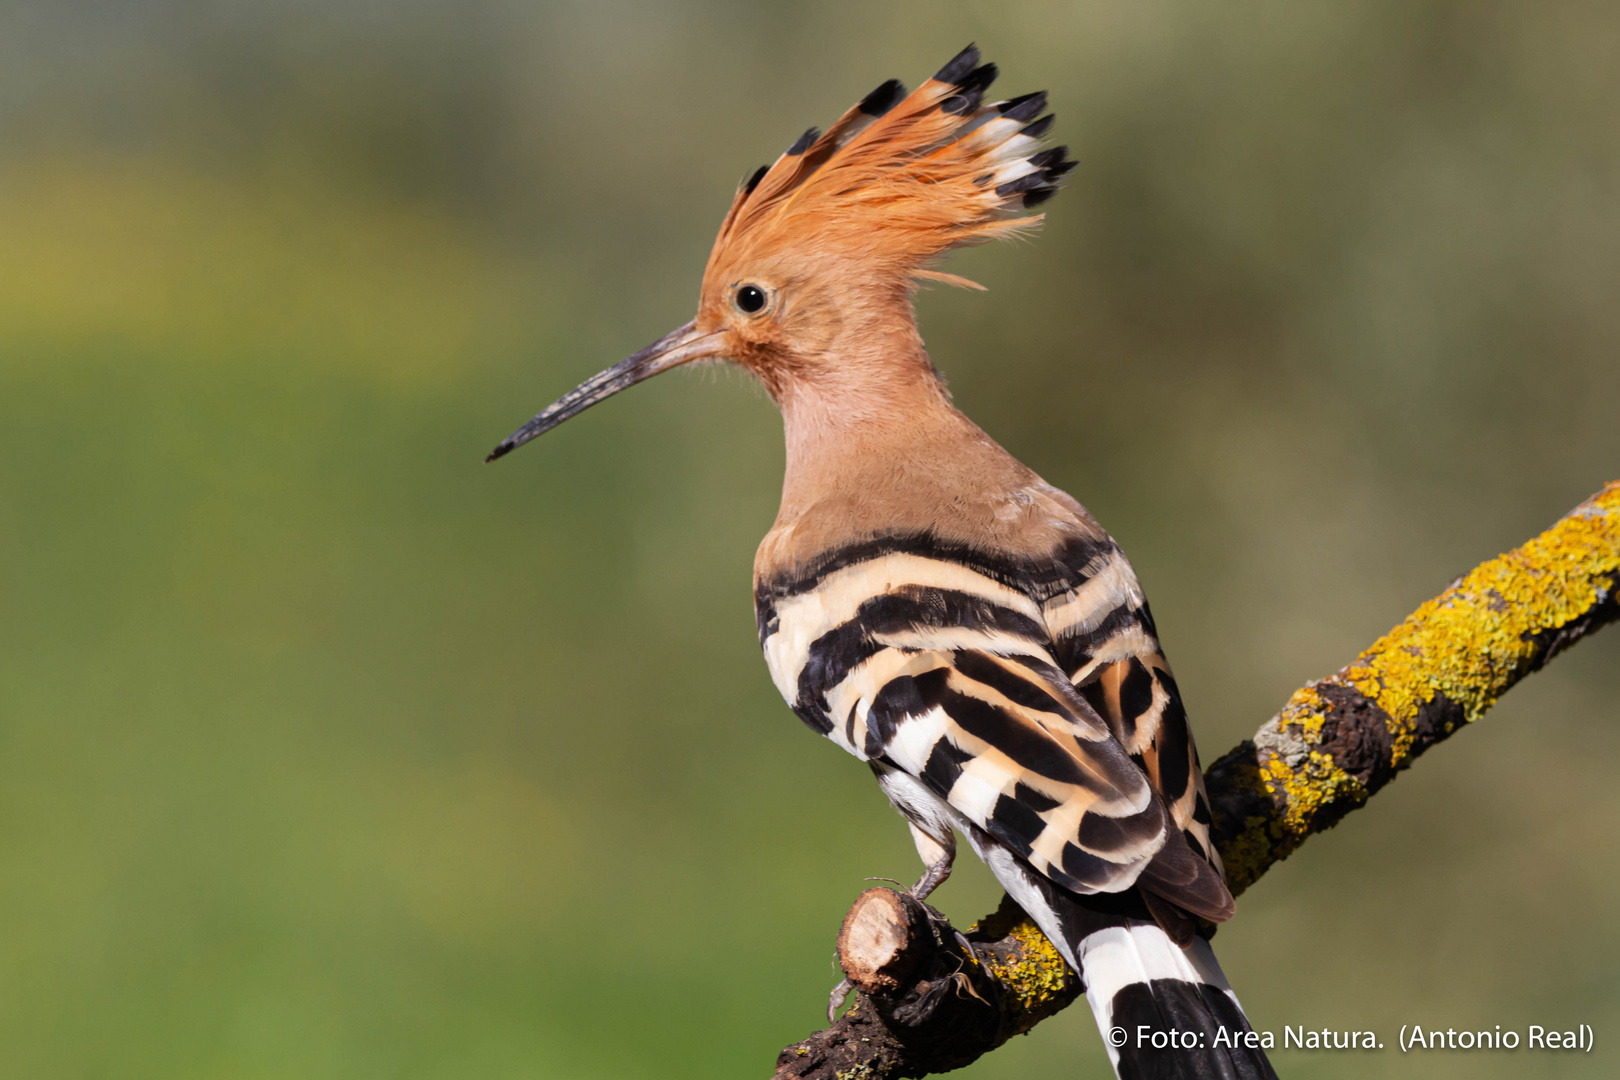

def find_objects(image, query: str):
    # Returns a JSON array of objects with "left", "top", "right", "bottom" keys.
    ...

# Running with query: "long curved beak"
[{"left": 486, "top": 320, "right": 724, "bottom": 462}]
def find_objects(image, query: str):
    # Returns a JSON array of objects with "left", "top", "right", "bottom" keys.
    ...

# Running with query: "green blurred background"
[{"left": 2, "top": 1, "right": 1617, "bottom": 1076}]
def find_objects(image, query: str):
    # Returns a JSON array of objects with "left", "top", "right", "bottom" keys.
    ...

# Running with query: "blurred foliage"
[{"left": 0, "top": 1, "right": 1616, "bottom": 1077}]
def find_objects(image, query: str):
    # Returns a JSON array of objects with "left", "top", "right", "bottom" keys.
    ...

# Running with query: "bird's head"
[{"left": 487, "top": 45, "right": 1073, "bottom": 463}]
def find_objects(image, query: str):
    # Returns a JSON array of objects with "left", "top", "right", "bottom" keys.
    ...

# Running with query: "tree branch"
[
  {"left": 1206, "top": 479, "right": 1620, "bottom": 894},
  {"left": 773, "top": 480, "right": 1620, "bottom": 1079}
]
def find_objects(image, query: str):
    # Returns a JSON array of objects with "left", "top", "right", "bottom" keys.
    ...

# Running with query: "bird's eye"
[{"left": 735, "top": 284, "right": 767, "bottom": 314}]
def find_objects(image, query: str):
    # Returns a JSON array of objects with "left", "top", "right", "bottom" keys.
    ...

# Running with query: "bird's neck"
[
  {"left": 775, "top": 340, "right": 953, "bottom": 500},
  {"left": 766, "top": 334, "right": 1045, "bottom": 557}
]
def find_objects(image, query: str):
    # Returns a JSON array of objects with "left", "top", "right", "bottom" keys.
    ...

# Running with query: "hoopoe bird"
[{"left": 490, "top": 46, "right": 1275, "bottom": 1079}]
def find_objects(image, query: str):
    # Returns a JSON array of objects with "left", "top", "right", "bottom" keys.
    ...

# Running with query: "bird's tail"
[
  {"left": 968, "top": 829, "right": 1276, "bottom": 1080},
  {"left": 1074, "top": 917, "right": 1274, "bottom": 1080}
]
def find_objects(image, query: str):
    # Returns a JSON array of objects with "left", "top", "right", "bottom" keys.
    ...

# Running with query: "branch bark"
[{"left": 773, "top": 480, "right": 1620, "bottom": 1079}]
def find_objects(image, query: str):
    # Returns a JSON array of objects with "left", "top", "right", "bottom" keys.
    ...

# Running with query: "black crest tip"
[
  {"left": 957, "top": 62, "right": 999, "bottom": 94},
  {"left": 859, "top": 78, "right": 906, "bottom": 116},
  {"left": 934, "top": 44, "right": 980, "bottom": 85},
  {"left": 940, "top": 64, "right": 997, "bottom": 117},
  {"left": 743, "top": 164, "right": 768, "bottom": 196},
  {"left": 995, "top": 173, "right": 1046, "bottom": 198},
  {"left": 997, "top": 91, "right": 1047, "bottom": 123},
  {"left": 786, "top": 127, "right": 820, "bottom": 155},
  {"left": 1019, "top": 115, "right": 1055, "bottom": 140},
  {"left": 1029, "top": 146, "right": 1068, "bottom": 169}
]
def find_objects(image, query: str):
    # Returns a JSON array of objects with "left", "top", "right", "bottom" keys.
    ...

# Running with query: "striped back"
[{"left": 756, "top": 530, "right": 1228, "bottom": 917}]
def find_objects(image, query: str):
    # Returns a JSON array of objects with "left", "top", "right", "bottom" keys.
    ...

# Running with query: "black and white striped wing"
[
  {"left": 1044, "top": 540, "right": 1229, "bottom": 901},
  {"left": 759, "top": 547, "right": 1172, "bottom": 896}
]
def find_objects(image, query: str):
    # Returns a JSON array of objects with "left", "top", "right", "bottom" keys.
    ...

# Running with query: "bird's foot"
[
  {"left": 912, "top": 898, "right": 981, "bottom": 966},
  {"left": 827, "top": 975, "right": 854, "bottom": 1023},
  {"left": 907, "top": 859, "right": 952, "bottom": 904},
  {"left": 901, "top": 869, "right": 979, "bottom": 966}
]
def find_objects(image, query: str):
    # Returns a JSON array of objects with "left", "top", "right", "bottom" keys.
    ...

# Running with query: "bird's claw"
[
  {"left": 827, "top": 976, "right": 854, "bottom": 1023},
  {"left": 907, "top": 860, "right": 951, "bottom": 903},
  {"left": 953, "top": 928, "right": 980, "bottom": 965}
]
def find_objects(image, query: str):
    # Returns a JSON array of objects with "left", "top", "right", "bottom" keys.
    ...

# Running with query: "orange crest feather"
[{"left": 704, "top": 45, "right": 1074, "bottom": 290}]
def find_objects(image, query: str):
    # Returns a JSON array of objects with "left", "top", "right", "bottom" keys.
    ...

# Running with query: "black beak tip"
[{"left": 485, "top": 443, "right": 512, "bottom": 464}]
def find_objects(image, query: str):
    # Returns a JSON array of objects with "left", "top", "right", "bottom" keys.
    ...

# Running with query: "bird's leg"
[
  {"left": 907, "top": 821, "right": 955, "bottom": 901},
  {"left": 906, "top": 823, "right": 983, "bottom": 965}
]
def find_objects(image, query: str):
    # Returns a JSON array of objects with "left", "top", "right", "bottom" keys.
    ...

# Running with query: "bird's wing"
[
  {"left": 856, "top": 645, "right": 1175, "bottom": 895},
  {"left": 758, "top": 543, "right": 1175, "bottom": 896},
  {"left": 1043, "top": 537, "right": 1230, "bottom": 909}
]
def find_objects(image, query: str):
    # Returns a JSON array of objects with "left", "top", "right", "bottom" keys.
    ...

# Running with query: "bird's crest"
[{"left": 705, "top": 45, "right": 1075, "bottom": 290}]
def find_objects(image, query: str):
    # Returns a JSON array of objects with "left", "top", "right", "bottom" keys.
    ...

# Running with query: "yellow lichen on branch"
[
  {"left": 1346, "top": 481, "right": 1620, "bottom": 758},
  {"left": 971, "top": 909, "right": 1074, "bottom": 1013},
  {"left": 1210, "top": 481, "right": 1620, "bottom": 895}
]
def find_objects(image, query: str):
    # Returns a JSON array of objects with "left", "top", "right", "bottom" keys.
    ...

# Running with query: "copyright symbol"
[{"left": 1109, "top": 1027, "right": 1128, "bottom": 1047}]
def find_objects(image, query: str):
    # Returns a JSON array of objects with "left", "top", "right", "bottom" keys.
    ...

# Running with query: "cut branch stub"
[
  {"left": 777, "top": 892, "right": 1080, "bottom": 1079},
  {"left": 837, "top": 887, "right": 922, "bottom": 994}
]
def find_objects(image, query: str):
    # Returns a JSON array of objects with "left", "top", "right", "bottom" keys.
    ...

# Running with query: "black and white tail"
[{"left": 969, "top": 826, "right": 1276, "bottom": 1079}]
